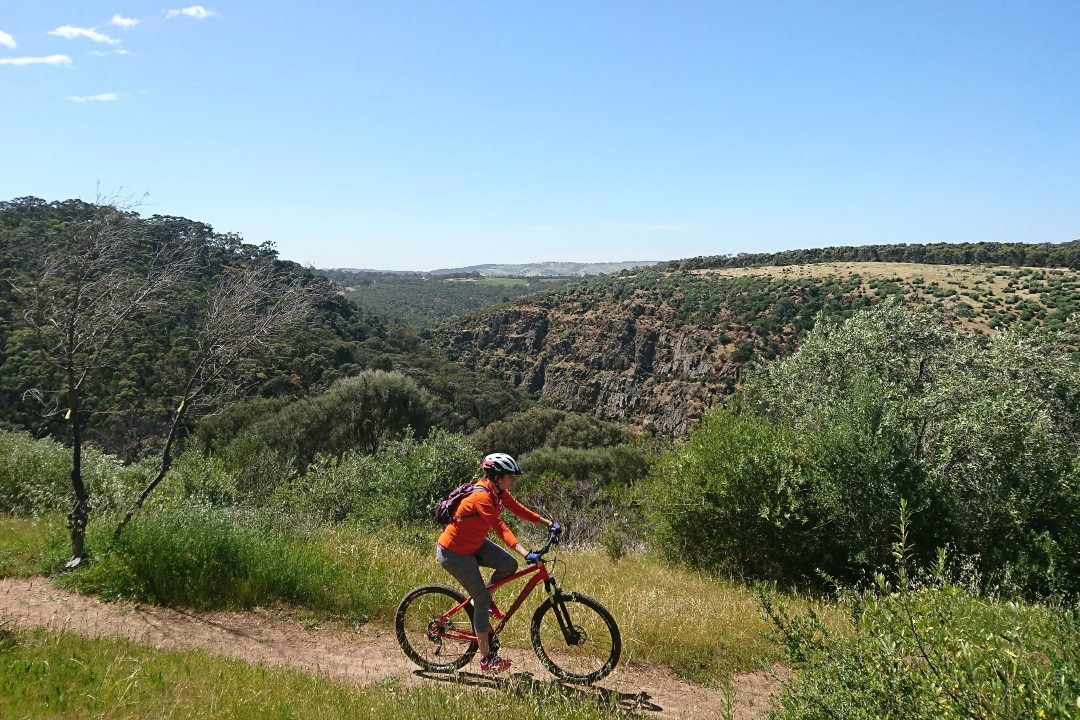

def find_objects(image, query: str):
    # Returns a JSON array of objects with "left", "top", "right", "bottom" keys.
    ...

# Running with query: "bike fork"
[{"left": 546, "top": 581, "right": 582, "bottom": 646}]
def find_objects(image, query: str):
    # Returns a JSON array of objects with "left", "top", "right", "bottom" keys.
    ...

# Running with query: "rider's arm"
[{"left": 502, "top": 492, "right": 552, "bottom": 527}]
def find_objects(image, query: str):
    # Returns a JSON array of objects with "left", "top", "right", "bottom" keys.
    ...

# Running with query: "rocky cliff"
[{"left": 443, "top": 283, "right": 755, "bottom": 435}]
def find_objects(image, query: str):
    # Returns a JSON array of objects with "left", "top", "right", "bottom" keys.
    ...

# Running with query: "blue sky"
[{"left": 2, "top": 2, "right": 1078, "bottom": 271}]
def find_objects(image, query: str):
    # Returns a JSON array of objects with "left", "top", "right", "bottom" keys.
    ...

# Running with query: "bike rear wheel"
[
  {"left": 395, "top": 584, "right": 477, "bottom": 672},
  {"left": 530, "top": 591, "right": 621, "bottom": 684}
]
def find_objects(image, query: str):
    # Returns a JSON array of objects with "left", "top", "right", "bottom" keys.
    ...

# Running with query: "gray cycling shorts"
[{"left": 436, "top": 540, "right": 518, "bottom": 633}]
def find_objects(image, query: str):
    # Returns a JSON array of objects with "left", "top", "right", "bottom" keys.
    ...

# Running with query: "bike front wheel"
[
  {"left": 530, "top": 591, "right": 621, "bottom": 684},
  {"left": 395, "top": 584, "right": 478, "bottom": 672}
]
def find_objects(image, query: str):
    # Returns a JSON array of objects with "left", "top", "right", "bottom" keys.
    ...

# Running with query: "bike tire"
[
  {"left": 395, "top": 584, "right": 478, "bottom": 672},
  {"left": 530, "top": 591, "right": 621, "bottom": 684}
]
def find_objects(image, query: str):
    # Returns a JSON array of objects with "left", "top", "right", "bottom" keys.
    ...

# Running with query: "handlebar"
[{"left": 531, "top": 525, "right": 563, "bottom": 561}]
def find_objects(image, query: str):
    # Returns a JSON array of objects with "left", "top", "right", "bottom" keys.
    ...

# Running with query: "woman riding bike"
[{"left": 436, "top": 452, "right": 559, "bottom": 674}]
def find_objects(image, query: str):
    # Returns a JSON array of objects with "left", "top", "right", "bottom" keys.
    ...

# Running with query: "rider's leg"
[
  {"left": 475, "top": 539, "right": 519, "bottom": 586},
  {"left": 436, "top": 544, "right": 494, "bottom": 656},
  {"left": 475, "top": 540, "right": 518, "bottom": 619}
]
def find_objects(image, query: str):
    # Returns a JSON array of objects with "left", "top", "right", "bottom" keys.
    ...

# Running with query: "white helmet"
[{"left": 482, "top": 452, "right": 523, "bottom": 476}]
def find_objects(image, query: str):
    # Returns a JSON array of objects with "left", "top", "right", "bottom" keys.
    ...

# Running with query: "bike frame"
[{"left": 436, "top": 561, "right": 555, "bottom": 642}]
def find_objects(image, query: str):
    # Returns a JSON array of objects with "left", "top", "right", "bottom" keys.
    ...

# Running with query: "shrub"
[
  {"left": 470, "top": 407, "right": 631, "bottom": 458},
  {"left": 0, "top": 429, "right": 155, "bottom": 516},
  {"left": 646, "top": 410, "right": 809, "bottom": 579},
  {"left": 647, "top": 304, "right": 1080, "bottom": 596},
  {"left": 277, "top": 429, "right": 477, "bottom": 525},
  {"left": 763, "top": 517, "right": 1080, "bottom": 720},
  {"left": 197, "top": 371, "right": 437, "bottom": 469},
  {"left": 515, "top": 444, "right": 649, "bottom": 545}
]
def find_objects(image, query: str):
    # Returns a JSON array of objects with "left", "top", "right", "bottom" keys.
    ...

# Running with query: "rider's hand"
[
  {"left": 550, "top": 522, "right": 562, "bottom": 535},
  {"left": 525, "top": 551, "right": 542, "bottom": 564}
]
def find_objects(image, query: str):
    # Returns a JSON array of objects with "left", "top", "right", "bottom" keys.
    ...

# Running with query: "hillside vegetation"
[
  {"left": 3, "top": 197, "right": 1079, "bottom": 717},
  {"left": 320, "top": 268, "right": 573, "bottom": 327},
  {"left": 0, "top": 197, "right": 525, "bottom": 460},
  {"left": 443, "top": 260, "right": 1079, "bottom": 433}
]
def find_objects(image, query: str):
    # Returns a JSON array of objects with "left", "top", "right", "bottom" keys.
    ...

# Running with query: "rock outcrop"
[{"left": 443, "top": 293, "right": 742, "bottom": 435}]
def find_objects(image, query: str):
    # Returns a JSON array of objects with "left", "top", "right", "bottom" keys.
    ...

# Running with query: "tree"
[
  {"left": 246, "top": 369, "right": 437, "bottom": 467},
  {"left": 4, "top": 195, "right": 193, "bottom": 565},
  {"left": 114, "top": 260, "right": 317, "bottom": 539}
]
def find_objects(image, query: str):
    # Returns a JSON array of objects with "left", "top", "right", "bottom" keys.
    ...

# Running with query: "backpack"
[{"left": 434, "top": 483, "right": 494, "bottom": 526}]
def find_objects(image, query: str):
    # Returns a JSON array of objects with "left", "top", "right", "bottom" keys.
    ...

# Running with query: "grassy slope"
[
  {"left": 693, "top": 261, "right": 1079, "bottom": 333},
  {"left": 0, "top": 513, "right": 799, "bottom": 685},
  {"left": 0, "top": 628, "right": 627, "bottom": 720}
]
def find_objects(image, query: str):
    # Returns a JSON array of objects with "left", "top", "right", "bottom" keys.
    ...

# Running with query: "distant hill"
[
  {"left": 427, "top": 261, "right": 659, "bottom": 277},
  {"left": 320, "top": 269, "right": 576, "bottom": 327}
]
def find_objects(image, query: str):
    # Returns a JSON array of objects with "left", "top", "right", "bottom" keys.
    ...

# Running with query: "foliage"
[
  {"left": 322, "top": 268, "right": 572, "bottom": 327},
  {"left": 0, "top": 429, "right": 156, "bottom": 516},
  {"left": 275, "top": 429, "right": 478, "bottom": 525},
  {"left": 646, "top": 410, "right": 808, "bottom": 579},
  {"left": 514, "top": 445, "right": 649, "bottom": 545},
  {"left": 470, "top": 406, "right": 631, "bottom": 458},
  {"left": 201, "top": 371, "right": 437, "bottom": 469},
  {"left": 762, "top": 515, "right": 1080, "bottom": 720},
  {"left": 667, "top": 239, "right": 1080, "bottom": 271},
  {"left": 647, "top": 303, "right": 1080, "bottom": 596},
  {"left": 0, "top": 197, "right": 525, "bottom": 460},
  {"left": 65, "top": 507, "right": 424, "bottom": 617}
]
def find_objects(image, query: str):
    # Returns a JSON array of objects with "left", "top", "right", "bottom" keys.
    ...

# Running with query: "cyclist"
[{"left": 436, "top": 452, "right": 559, "bottom": 674}]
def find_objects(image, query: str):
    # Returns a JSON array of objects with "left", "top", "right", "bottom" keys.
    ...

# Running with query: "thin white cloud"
[
  {"left": 68, "top": 92, "right": 121, "bottom": 102},
  {"left": 110, "top": 15, "right": 140, "bottom": 29},
  {"left": 166, "top": 6, "right": 221, "bottom": 19},
  {"left": 0, "top": 54, "right": 73, "bottom": 67},
  {"left": 90, "top": 49, "right": 133, "bottom": 57},
  {"left": 0, "top": 30, "right": 16, "bottom": 49},
  {"left": 49, "top": 25, "right": 120, "bottom": 45}
]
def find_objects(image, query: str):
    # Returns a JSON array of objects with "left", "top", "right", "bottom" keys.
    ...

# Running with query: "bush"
[
  {"left": 646, "top": 304, "right": 1080, "bottom": 596},
  {"left": 517, "top": 445, "right": 649, "bottom": 546},
  {"left": 470, "top": 407, "right": 631, "bottom": 458},
  {"left": 197, "top": 371, "right": 437, "bottom": 470},
  {"left": 277, "top": 429, "right": 477, "bottom": 525},
  {"left": 762, "top": 519, "right": 1080, "bottom": 720},
  {"left": 646, "top": 410, "right": 809, "bottom": 579},
  {"left": 0, "top": 429, "right": 155, "bottom": 516}
]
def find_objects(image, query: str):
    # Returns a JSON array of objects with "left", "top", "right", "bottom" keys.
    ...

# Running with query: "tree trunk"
[
  {"left": 66, "top": 389, "right": 91, "bottom": 567},
  {"left": 114, "top": 402, "right": 186, "bottom": 541}
]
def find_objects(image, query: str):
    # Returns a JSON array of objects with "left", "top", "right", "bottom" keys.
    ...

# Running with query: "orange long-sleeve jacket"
[{"left": 437, "top": 477, "right": 542, "bottom": 555}]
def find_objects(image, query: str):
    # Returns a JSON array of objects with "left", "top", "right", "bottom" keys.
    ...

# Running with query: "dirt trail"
[{"left": 0, "top": 577, "right": 782, "bottom": 719}]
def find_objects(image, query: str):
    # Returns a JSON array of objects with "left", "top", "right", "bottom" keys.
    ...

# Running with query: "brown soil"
[{"left": 0, "top": 577, "right": 784, "bottom": 719}]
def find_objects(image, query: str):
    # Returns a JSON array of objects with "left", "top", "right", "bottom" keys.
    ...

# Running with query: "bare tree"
[
  {"left": 7, "top": 195, "right": 194, "bottom": 566},
  {"left": 113, "top": 261, "right": 316, "bottom": 539}
]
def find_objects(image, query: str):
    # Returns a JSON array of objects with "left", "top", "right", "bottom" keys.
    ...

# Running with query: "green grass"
[
  {"left": 0, "top": 515, "right": 69, "bottom": 577},
  {"left": 764, "top": 581, "right": 1080, "bottom": 719},
  {"left": 1, "top": 508, "right": 801, "bottom": 685},
  {"left": 0, "top": 628, "right": 629, "bottom": 720}
]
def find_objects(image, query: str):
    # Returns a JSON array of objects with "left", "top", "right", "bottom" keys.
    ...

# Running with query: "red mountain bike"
[{"left": 395, "top": 529, "right": 621, "bottom": 684}]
